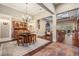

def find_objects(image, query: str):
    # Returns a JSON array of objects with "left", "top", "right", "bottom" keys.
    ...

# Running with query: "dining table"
[{"left": 18, "top": 32, "right": 36, "bottom": 46}]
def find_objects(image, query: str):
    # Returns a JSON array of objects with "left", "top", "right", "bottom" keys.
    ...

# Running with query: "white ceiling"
[
  {"left": 1, "top": 3, "right": 47, "bottom": 16},
  {"left": 53, "top": 3, "right": 61, "bottom": 6}
]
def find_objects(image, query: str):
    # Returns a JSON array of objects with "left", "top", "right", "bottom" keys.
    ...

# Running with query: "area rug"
[{"left": 0, "top": 38, "right": 50, "bottom": 56}]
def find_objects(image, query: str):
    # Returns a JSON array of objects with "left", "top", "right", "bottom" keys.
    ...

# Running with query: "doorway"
[{"left": 56, "top": 8, "right": 78, "bottom": 47}]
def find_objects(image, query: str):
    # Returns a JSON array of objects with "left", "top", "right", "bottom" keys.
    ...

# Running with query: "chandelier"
[{"left": 23, "top": 3, "right": 32, "bottom": 22}]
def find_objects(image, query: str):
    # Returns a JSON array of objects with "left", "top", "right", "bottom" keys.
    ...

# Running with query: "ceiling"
[
  {"left": 0, "top": 3, "right": 48, "bottom": 16},
  {"left": 53, "top": 3, "right": 62, "bottom": 7}
]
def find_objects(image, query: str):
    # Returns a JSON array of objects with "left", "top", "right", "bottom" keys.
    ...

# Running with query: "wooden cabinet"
[{"left": 12, "top": 21, "right": 29, "bottom": 40}]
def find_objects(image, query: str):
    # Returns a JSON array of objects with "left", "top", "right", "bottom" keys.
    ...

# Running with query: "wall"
[
  {"left": 0, "top": 20, "right": 10, "bottom": 38},
  {"left": 0, "top": 14, "right": 12, "bottom": 42},
  {"left": 56, "top": 3, "right": 79, "bottom": 14},
  {"left": 37, "top": 19, "right": 46, "bottom": 36},
  {"left": 0, "top": 4, "right": 25, "bottom": 42},
  {"left": 28, "top": 16, "right": 48, "bottom": 36},
  {"left": 33, "top": 11, "right": 52, "bottom": 35}
]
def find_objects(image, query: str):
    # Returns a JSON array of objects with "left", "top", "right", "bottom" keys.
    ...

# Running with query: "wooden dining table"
[{"left": 17, "top": 32, "right": 36, "bottom": 46}]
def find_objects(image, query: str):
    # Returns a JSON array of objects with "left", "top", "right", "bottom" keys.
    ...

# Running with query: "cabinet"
[{"left": 12, "top": 21, "right": 29, "bottom": 40}]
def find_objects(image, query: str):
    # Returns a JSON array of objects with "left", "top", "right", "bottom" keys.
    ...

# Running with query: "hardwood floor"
[
  {"left": 33, "top": 42, "right": 79, "bottom": 56},
  {"left": 23, "top": 41, "right": 51, "bottom": 56}
]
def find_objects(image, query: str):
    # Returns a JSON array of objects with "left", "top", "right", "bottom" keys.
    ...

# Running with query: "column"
[{"left": 52, "top": 14, "right": 57, "bottom": 42}]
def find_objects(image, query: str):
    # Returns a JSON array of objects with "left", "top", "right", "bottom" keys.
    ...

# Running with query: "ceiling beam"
[{"left": 37, "top": 3, "right": 54, "bottom": 14}]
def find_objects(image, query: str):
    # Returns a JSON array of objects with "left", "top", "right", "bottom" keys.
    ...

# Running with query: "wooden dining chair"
[
  {"left": 24, "top": 35, "right": 30, "bottom": 44},
  {"left": 27, "top": 35, "right": 32, "bottom": 45},
  {"left": 25, "top": 34, "right": 36, "bottom": 45},
  {"left": 16, "top": 30, "right": 25, "bottom": 46},
  {"left": 31, "top": 34, "right": 36, "bottom": 43}
]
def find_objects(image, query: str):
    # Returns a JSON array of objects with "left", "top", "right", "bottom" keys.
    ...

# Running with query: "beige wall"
[
  {"left": 56, "top": 3, "right": 79, "bottom": 14},
  {"left": 33, "top": 11, "right": 52, "bottom": 35},
  {"left": 37, "top": 19, "right": 46, "bottom": 36},
  {"left": 0, "top": 16, "right": 12, "bottom": 42},
  {"left": 0, "top": 4, "right": 26, "bottom": 41},
  {"left": 0, "top": 4, "right": 25, "bottom": 41}
]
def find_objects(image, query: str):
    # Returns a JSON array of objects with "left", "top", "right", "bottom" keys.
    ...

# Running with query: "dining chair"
[
  {"left": 31, "top": 34, "right": 36, "bottom": 43},
  {"left": 16, "top": 30, "right": 25, "bottom": 46}
]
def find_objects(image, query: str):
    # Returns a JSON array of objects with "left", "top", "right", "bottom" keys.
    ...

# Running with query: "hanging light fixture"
[{"left": 23, "top": 3, "right": 32, "bottom": 22}]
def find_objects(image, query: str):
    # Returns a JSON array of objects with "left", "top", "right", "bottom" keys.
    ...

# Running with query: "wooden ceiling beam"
[{"left": 37, "top": 3, "right": 54, "bottom": 14}]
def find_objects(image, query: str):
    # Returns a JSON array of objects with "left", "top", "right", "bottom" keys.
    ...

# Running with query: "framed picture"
[{"left": 37, "top": 20, "right": 40, "bottom": 29}]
